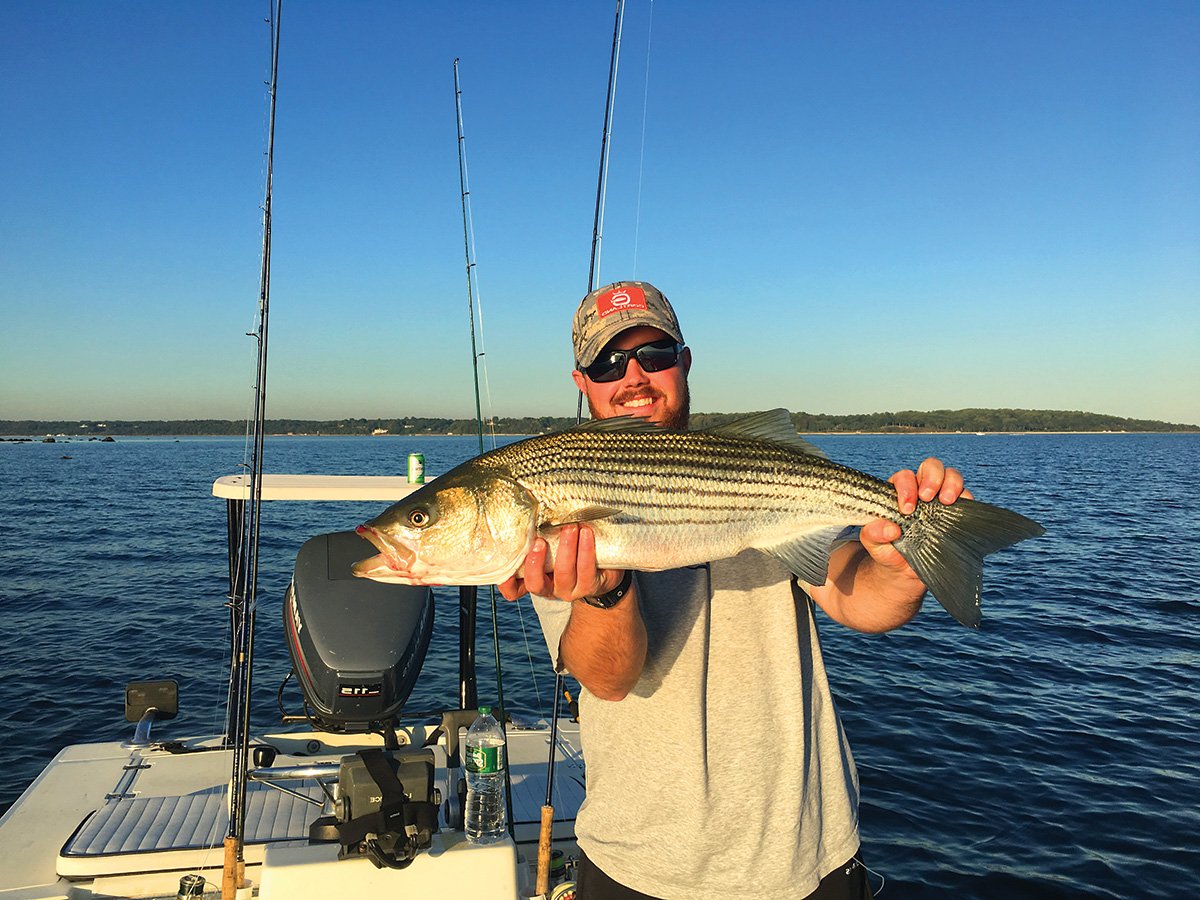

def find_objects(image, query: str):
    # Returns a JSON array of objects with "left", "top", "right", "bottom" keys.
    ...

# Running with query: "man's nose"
[{"left": 620, "top": 357, "right": 651, "bottom": 384}]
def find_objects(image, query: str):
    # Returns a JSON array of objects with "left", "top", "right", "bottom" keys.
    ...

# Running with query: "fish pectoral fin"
[
  {"left": 538, "top": 505, "right": 621, "bottom": 535},
  {"left": 763, "top": 526, "right": 848, "bottom": 587}
]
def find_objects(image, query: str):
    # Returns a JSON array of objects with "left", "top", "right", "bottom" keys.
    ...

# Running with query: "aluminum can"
[{"left": 407, "top": 452, "right": 425, "bottom": 484}]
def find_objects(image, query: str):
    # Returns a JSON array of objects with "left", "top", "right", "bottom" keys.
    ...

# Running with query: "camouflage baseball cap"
[{"left": 572, "top": 281, "right": 684, "bottom": 368}]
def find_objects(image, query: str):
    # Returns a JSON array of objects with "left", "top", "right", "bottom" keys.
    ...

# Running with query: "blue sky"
[{"left": 2, "top": 1, "right": 1197, "bottom": 425}]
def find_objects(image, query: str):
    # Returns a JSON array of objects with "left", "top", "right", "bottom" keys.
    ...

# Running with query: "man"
[{"left": 498, "top": 281, "right": 971, "bottom": 899}]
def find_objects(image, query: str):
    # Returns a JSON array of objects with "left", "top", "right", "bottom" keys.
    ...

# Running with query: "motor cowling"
[{"left": 284, "top": 531, "right": 434, "bottom": 732}]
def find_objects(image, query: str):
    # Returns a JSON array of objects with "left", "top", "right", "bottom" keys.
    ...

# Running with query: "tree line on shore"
[{"left": 3, "top": 408, "right": 1196, "bottom": 437}]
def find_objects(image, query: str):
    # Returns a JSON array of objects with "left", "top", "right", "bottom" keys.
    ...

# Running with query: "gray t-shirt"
[{"left": 532, "top": 550, "right": 861, "bottom": 899}]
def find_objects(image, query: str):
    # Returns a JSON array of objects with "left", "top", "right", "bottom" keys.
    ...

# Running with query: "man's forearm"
[
  {"left": 559, "top": 583, "right": 647, "bottom": 701},
  {"left": 810, "top": 542, "right": 926, "bottom": 634}
]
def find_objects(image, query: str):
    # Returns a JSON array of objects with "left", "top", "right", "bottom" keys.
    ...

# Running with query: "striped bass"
[{"left": 352, "top": 409, "right": 1044, "bottom": 626}]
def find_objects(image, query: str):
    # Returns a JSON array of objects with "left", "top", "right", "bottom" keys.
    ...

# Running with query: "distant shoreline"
[
  {"left": 4, "top": 429, "right": 1197, "bottom": 444},
  {"left": 2, "top": 408, "right": 1197, "bottom": 438}
]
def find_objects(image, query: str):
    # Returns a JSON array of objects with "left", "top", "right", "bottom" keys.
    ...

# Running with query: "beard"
[{"left": 588, "top": 382, "right": 691, "bottom": 430}]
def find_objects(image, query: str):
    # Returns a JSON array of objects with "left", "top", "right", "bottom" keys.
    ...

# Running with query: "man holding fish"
[
  {"left": 353, "top": 280, "right": 1042, "bottom": 897},
  {"left": 497, "top": 282, "right": 971, "bottom": 899}
]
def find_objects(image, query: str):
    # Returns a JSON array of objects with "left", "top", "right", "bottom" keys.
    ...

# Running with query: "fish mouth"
[{"left": 352, "top": 525, "right": 419, "bottom": 581}]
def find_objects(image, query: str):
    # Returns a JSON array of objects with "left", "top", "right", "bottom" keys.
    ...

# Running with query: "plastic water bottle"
[{"left": 464, "top": 706, "right": 507, "bottom": 844}]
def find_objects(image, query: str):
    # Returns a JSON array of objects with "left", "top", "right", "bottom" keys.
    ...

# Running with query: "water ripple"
[{"left": 2, "top": 433, "right": 1199, "bottom": 895}]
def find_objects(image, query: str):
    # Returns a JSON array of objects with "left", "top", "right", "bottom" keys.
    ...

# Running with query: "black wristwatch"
[{"left": 580, "top": 569, "right": 633, "bottom": 609}]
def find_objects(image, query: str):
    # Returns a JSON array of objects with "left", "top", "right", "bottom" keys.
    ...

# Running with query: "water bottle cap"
[{"left": 478, "top": 706, "right": 491, "bottom": 716}]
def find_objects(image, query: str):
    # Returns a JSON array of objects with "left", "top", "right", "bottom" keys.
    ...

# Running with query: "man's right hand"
[
  {"left": 498, "top": 524, "right": 626, "bottom": 603},
  {"left": 499, "top": 523, "right": 645, "bottom": 701}
]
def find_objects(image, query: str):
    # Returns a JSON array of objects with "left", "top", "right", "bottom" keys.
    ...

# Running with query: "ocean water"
[{"left": 1, "top": 432, "right": 1197, "bottom": 898}]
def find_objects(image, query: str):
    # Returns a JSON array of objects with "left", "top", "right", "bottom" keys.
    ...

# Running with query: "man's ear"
[{"left": 571, "top": 368, "right": 587, "bottom": 393}]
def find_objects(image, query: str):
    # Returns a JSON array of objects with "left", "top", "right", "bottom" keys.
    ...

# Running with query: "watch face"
[
  {"left": 582, "top": 592, "right": 619, "bottom": 608},
  {"left": 582, "top": 571, "right": 632, "bottom": 608}
]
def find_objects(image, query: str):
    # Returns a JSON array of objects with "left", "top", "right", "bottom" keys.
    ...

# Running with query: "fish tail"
[{"left": 893, "top": 498, "right": 1045, "bottom": 627}]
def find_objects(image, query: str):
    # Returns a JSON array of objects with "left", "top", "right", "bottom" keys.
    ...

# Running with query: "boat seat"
[{"left": 58, "top": 780, "right": 326, "bottom": 879}]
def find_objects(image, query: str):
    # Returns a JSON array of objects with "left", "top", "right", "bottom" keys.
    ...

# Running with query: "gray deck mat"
[{"left": 62, "top": 781, "right": 327, "bottom": 857}]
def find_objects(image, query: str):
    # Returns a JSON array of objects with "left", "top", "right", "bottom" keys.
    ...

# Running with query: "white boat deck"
[{"left": 0, "top": 721, "right": 584, "bottom": 898}]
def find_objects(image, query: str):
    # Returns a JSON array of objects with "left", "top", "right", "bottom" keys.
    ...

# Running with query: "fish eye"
[{"left": 408, "top": 508, "right": 431, "bottom": 528}]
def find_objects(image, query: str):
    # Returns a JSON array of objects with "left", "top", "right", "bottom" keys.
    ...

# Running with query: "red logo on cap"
[{"left": 596, "top": 285, "right": 647, "bottom": 318}]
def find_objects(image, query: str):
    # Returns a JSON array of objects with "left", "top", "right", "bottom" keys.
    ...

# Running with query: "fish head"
[{"left": 351, "top": 468, "right": 538, "bottom": 586}]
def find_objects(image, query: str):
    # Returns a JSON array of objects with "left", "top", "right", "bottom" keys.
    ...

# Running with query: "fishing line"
[
  {"left": 509, "top": 590, "right": 546, "bottom": 708},
  {"left": 859, "top": 857, "right": 887, "bottom": 894},
  {"left": 631, "top": 0, "right": 654, "bottom": 277}
]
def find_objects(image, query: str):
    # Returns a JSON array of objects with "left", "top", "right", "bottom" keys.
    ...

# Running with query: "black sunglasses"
[{"left": 581, "top": 338, "right": 685, "bottom": 383}]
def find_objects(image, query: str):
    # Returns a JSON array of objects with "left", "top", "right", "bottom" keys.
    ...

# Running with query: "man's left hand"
[{"left": 859, "top": 457, "right": 974, "bottom": 579}]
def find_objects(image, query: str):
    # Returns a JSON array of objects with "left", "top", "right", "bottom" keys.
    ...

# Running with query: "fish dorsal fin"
[
  {"left": 700, "top": 409, "right": 828, "bottom": 458},
  {"left": 570, "top": 416, "right": 671, "bottom": 435},
  {"left": 566, "top": 409, "right": 825, "bottom": 457}
]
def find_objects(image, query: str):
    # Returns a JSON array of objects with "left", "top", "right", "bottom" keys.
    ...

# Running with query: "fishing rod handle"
[{"left": 536, "top": 804, "right": 555, "bottom": 896}]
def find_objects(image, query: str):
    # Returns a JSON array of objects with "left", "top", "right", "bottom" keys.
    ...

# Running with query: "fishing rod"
[
  {"left": 453, "top": 56, "right": 516, "bottom": 841},
  {"left": 575, "top": 0, "right": 625, "bottom": 426},
  {"left": 543, "top": 3, "right": 626, "bottom": 893},
  {"left": 451, "top": 57, "right": 482, "bottom": 720},
  {"left": 588, "top": 0, "right": 627, "bottom": 294},
  {"left": 454, "top": 58, "right": 487, "bottom": 457},
  {"left": 223, "top": 3, "right": 281, "bottom": 898}
]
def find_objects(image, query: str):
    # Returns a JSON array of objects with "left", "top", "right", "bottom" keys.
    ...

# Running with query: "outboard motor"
[
  {"left": 284, "top": 530, "right": 434, "bottom": 734},
  {"left": 282, "top": 530, "right": 439, "bottom": 867}
]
